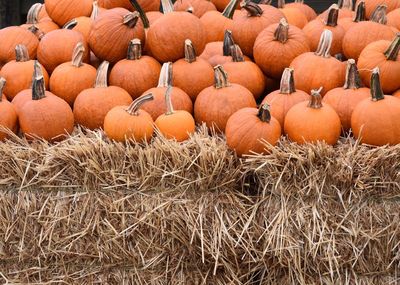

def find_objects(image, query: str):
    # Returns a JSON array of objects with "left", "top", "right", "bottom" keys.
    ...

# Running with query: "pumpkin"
[
  {"left": 172, "top": 39, "right": 214, "bottom": 101},
  {"left": 44, "top": 0, "right": 93, "bottom": 26},
  {"left": 342, "top": 5, "right": 397, "bottom": 60},
  {"left": 194, "top": 65, "right": 256, "bottom": 132},
  {"left": 319, "top": 0, "right": 354, "bottom": 20},
  {"left": 284, "top": 87, "right": 341, "bottom": 145},
  {"left": 0, "top": 78, "right": 18, "bottom": 140},
  {"left": 38, "top": 4, "right": 50, "bottom": 21},
  {"left": 73, "top": 61, "right": 133, "bottom": 130},
  {"left": 140, "top": 62, "right": 193, "bottom": 121},
  {"left": 104, "top": 93, "right": 155, "bottom": 143},
  {"left": 277, "top": 0, "right": 308, "bottom": 29},
  {"left": 0, "top": 45, "right": 49, "bottom": 101},
  {"left": 231, "top": 1, "right": 285, "bottom": 57},
  {"left": 351, "top": 67, "right": 400, "bottom": 145},
  {"left": 338, "top": 0, "right": 366, "bottom": 32},
  {"left": 17, "top": 61, "right": 74, "bottom": 142},
  {"left": 225, "top": 104, "right": 281, "bottom": 157},
  {"left": 358, "top": 33, "right": 400, "bottom": 94},
  {"left": 387, "top": 8, "right": 400, "bottom": 30},
  {"left": 49, "top": 43, "right": 97, "bottom": 106},
  {"left": 254, "top": 18, "right": 311, "bottom": 79},
  {"left": 0, "top": 26, "right": 39, "bottom": 67},
  {"left": 155, "top": 86, "right": 196, "bottom": 142},
  {"left": 303, "top": 4, "right": 345, "bottom": 55},
  {"left": 290, "top": 29, "right": 346, "bottom": 96},
  {"left": 211, "top": 0, "right": 239, "bottom": 12},
  {"left": 174, "top": 0, "right": 217, "bottom": 18},
  {"left": 322, "top": 59, "right": 370, "bottom": 132},
  {"left": 222, "top": 44, "right": 266, "bottom": 100},
  {"left": 21, "top": 3, "right": 59, "bottom": 39},
  {"left": 99, "top": 0, "right": 160, "bottom": 12},
  {"left": 110, "top": 39, "right": 161, "bottom": 101},
  {"left": 146, "top": 0, "right": 206, "bottom": 63},
  {"left": 356, "top": 0, "right": 400, "bottom": 19},
  {"left": 200, "top": 0, "right": 240, "bottom": 43},
  {"left": 89, "top": 8, "right": 145, "bottom": 63},
  {"left": 286, "top": 0, "right": 317, "bottom": 21},
  {"left": 262, "top": 68, "right": 309, "bottom": 128},
  {"left": 394, "top": 89, "right": 400, "bottom": 97}
]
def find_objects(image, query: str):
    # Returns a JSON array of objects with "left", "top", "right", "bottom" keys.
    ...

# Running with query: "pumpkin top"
[
  {"left": 26, "top": 3, "right": 42, "bottom": 25},
  {"left": 274, "top": 18, "right": 289, "bottom": 43},
  {"left": 0, "top": 77, "right": 6, "bottom": 102},
  {"left": 94, "top": 61, "right": 110, "bottom": 88},
  {"left": 91, "top": 1, "right": 100, "bottom": 20},
  {"left": 308, "top": 87, "right": 324, "bottom": 109},
  {"left": 370, "top": 5, "right": 387, "bottom": 24},
  {"left": 123, "top": 11, "right": 140, "bottom": 28},
  {"left": 15, "top": 44, "right": 30, "bottom": 62},
  {"left": 352, "top": 1, "right": 366, "bottom": 23},
  {"left": 280, "top": 68, "right": 296, "bottom": 94},
  {"left": 240, "top": 1, "right": 263, "bottom": 17},
  {"left": 127, "top": 39, "right": 142, "bottom": 60},
  {"left": 337, "top": 0, "right": 353, "bottom": 10},
  {"left": 315, "top": 29, "right": 333, "bottom": 58},
  {"left": 158, "top": 62, "right": 173, "bottom": 88},
  {"left": 343, "top": 59, "right": 363, "bottom": 89},
  {"left": 164, "top": 86, "right": 175, "bottom": 115},
  {"left": 258, "top": 103, "right": 272, "bottom": 123},
  {"left": 126, "top": 93, "right": 154, "bottom": 116},
  {"left": 230, "top": 44, "right": 245, "bottom": 62},
  {"left": 184, "top": 39, "right": 197, "bottom": 63},
  {"left": 222, "top": 0, "right": 241, "bottom": 19},
  {"left": 72, "top": 42, "right": 85, "bottom": 67},
  {"left": 214, "top": 65, "right": 230, "bottom": 89},
  {"left": 223, "top": 30, "right": 235, "bottom": 56},
  {"left": 161, "top": 0, "right": 174, "bottom": 14},
  {"left": 370, "top": 67, "right": 385, "bottom": 101},
  {"left": 130, "top": 0, "right": 150, "bottom": 29},
  {"left": 384, "top": 33, "right": 400, "bottom": 61},
  {"left": 324, "top": 4, "right": 339, "bottom": 27},
  {"left": 32, "top": 61, "right": 46, "bottom": 101}
]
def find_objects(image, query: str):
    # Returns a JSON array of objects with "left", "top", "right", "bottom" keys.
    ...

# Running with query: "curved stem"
[
  {"left": 370, "top": 5, "right": 387, "bottom": 24},
  {"left": 15, "top": 44, "right": 30, "bottom": 62},
  {"left": 214, "top": 65, "right": 230, "bottom": 89},
  {"left": 230, "top": 44, "right": 245, "bottom": 62},
  {"left": 353, "top": 0, "right": 366, "bottom": 22},
  {"left": 164, "top": 86, "right": 174, "bottom": 115},
  {"left": 127, "top": 39, "right": 142, "bottom": 60},
  {"left": 384, "top": 33, "right": 400, "bottom": 61},
  {"left": 123, "top": 12, "right": 140, "bottom": 28},
  {"left": 343, "top": 59, "right": 363, "bottom": 89},
  {"left": 274, "top": 18, "right": 289, "bottom": 43},
  {"left": 315, "top": 29, "right": 333, "bottom": 58},
  {"left": 91, "top": 1, "right": 100, "bottom": 20},
  {"left": 308, "top": 87, "right": 323, "bottom": 109},
  {"left": 184, "top": 39, "right": 197, "bottom": 63},
  {"left": 26, "top": 3, "right": 42, "bottom": 24},
  {"left": 72, "top": 42, "right": 85, "bottom": 67},
  {"left": 0, "top": 77, "right": 6, "bottom": 102},
  {"left": 129, "top": 0, "right": 150, "bottom": 30},
  {"left": 240, "top": 1, "right": 263, "bottom": 16},
  {"left": 126, "top": 93, "right": 154, "bottom": 116},
  {"left": 32, "top": 61, "right": 46, "bottom": 100},
  {"left": 370, "top": 68, "right": 385, "bottom": 101},
  {"left": 158, "top": 62, "right": 173, "bottom": 88},
  {"left": 161, "top": 0, "right": 174, "bottom": 14},
  {"left": 279, "top": 68, "right": 296, "bottom": 94},
  {"left": 277, "top": 0, "right": 285, "bottom": 8},
  {"left": 325, "top": 4, "right": 339, "bottom": 27},
  {"left": 63, "top": 19, "right": 78, "bottom": 30},
  {"left": 94, "top": 61, "right": 109, "bottom": 88},
  {"left": 258, "top": 104, "right": 271, "bottom": 123},
  {"left": 222, "top": 0, "right": 240, "bottom": 19},
  {"left": 223, "top": 30, "right": 235, "bottom": 56}
]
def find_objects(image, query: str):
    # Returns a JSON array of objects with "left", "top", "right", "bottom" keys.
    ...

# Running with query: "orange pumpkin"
[
  {"left": 387, "top": 8, "right": 400, "bottom": 30},
  {"left": 174, "top": 0, "right": 217, "bottom": 18},
  {"left": 44, "top": 0, "right": 93, "bottom": 26},
  {"left": 356, "top": 0, "right": 400, "bottom": 19},
  {"left": 21, "top": 3, "right": 59, "bottom": 39},
  {"left": 210, "top": 0, "right": 240, "bottom": 12},
  {"left": 338, "top": 1, "right": 366, "bottom": 32},
  {"left": 394, "top": 89, "right": 400, "bottom": 97},
  {"left": 98, "top": 0, "right": 160, "bottom": 12},
  {"left": 0, "top": 78, "right": 18, "bottom": 140},
  {"left": 286, "top": 0, "right": 317, "bottom": 21},
  {"left": 319, "top": 0, "right": 354, "bottom": 20},
  {"left": 277, "top": 0, "right": 308, "bottom": 28}
]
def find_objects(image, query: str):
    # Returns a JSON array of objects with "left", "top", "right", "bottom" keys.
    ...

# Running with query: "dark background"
[{"left": 0, "top": 0, "right": 336, "bottom": 28}]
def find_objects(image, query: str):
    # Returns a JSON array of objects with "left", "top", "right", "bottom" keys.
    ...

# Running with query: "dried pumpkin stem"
[
  {"left": 258, "top": 104, "right": 271, "bottom": 123},
  {"left": 158, "top": 62, "right": 173, "bottom": 88},
  {"left": 184, "top": 39, "right": 197, "bottom": 63},
  {"left": 274, "top": 18, "right": 289, "bottom": 43},
  {"left": 72, "top": 42, "right": 85, "bottom": 67},
  {"left": 91, "top": 1, "right": 100, "bottom": 20},
  {"left": 164, "top": 86, "right": 174, "bottom": 115},
  {"left": 370, "top": 5, "right": 387, "bottom": 24},
  {"left": 258, "top": 0, "right": 272, "bottom": 4},
  {"left": 214, "top": 65, "right": 230, "bottom": 89},
  {"left": 384, "top": 33, "right": 400, "bottom": 61},
  {"left": 223, "top": 30, "right": 235, "bottom": 56},
  {"left": 94, "top": 61, "right": 110, "bottom": 88},
  {"left": 127, "top": 39, "right": 142, "bottom": 60},
  {"left": 126, "top": 93, "right": 153, "bottom": 116},
  {"left": 0, "top": 77, "right": 6, "bottom": 102},
  {"left": 123, "top": 12, "right": 140, "bottom": 28},
  {"left": 129, "top": 0, "right": 150, "bottom": 30},
  {"left": 294, "top": 0, "right": 303, "bottom": 3},
  {"left": 32, "top": 61, "right": 46, "bottom": 100},
  {"left": 315, "top": 29, "right": 333, "bottom": 58},
  {"left": 277, "top": 0, "right": 285, "bottom": 8},
  {"left": 353, "top": 1, "right": 366, "bottom": 22},
  {"left": 230, "top": 44, "right": 245, "bottom": 62},
  {"left": 161, "top": 0, "right": 174, "bottom": 14},
  {"left": 338, "top": 0, "right": 353, "bottom": 10},
  {"left": 15, "top": 45, "right": 30, "bottom": 62},
  {"left": 343, "top": 59, "right": 363, "bottom": 89},
  {"left": 26, "top": 3, "right": 42, "bottom": 24},
  {"left": 370, "top": 67, "right": 385, "bottom": 101},
  {"left": 325, "top": 4, "right": 339, "bottom": 27},
  {"left": 222, "top": 0, "right": 241, "bottom": 19},
  {"left": 241, "top": 1, "right": 263, "bottom": 16},
  {"left": 308, "top": 88, "right": 324, "bottom": 109},
  {"left": 280, "top": 68, "right": 296, "bottom": 94},
  {"left": 63, "top": 19, "right": 78, "bottom": 30}
]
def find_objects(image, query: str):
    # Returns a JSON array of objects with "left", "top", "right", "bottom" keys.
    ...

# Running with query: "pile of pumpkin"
[{"left": 0, "top": 0, "right": 399, "bottom": 157}]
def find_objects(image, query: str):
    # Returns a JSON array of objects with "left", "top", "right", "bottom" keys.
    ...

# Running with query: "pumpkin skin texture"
[
  {"left": 262, "top": 68, "right": 309, "bottom": 129},
  {"left": 98, "top": 0, "right": 160, "bottom": 12},
  {"left": 194, "top": 65, "right": 257, "bottom": 133},
  {"left": 110, "top": 39, "right": 161, "bottom": 101},
  {"left": 284, "top": 88, "right": 341, "bottom": 145},
  {"left": 280, "top": 7, "right": 308, "bottom": 29},
  {"left": 358, "top": 35, "right": 400, "bottom": 94},
  {"left": 231, "top": 2, "right": 285, "bottom": 57},
  {"left": 356, "top": 0, "right": 400, "bottom": 19},
  {"left": 73, "top": 62, "right": 133, "bottom": 130},
  {"left": 104, "top": 93, "right": 154, "bottom": 143},
  {"left": 0, "top": 78, "right": 18, "bottom": 140},
  {"left": 290, "top": 30, "right": 346, "bottom": 96},
  {"left": 286, "top": 1, "right": 317, "bottom": 21},
  {"left": 200, "top": 41, "right": 223, "bottom": 61},
  {"left": 174, "top": 0, "right": 217, "bottom": 18},
  {"left": 0, "top": 45, "right": 49, "bottom": 101},
  {"left": 0, "top": 26, "right": 39, "bottom": 66},
  {"left": 254, "top": 19, "right": 311, "bottom": 79},
  {"left": 351, "top": 68, "right": 400, "bottom": 146},
  {"left": 172, "top": 40, "right": 214, "bottom": 101},
  {"left": 45, "top": 0, "right": 93, "bottom": 26},
  {"left": 322, "top": 59, "right": 370, "bottom": 132},
  {"left": 388, "top": 8, "right": 400, "bottom": 30},
  {"left": 225, "top": 104, "right": 281, "bottom": 157},
  {"left": 49, "top": 43, "right": 97, "bottom": 106},
  {"left": 37, "top": 29, "right": 90, "bottom": 73}
]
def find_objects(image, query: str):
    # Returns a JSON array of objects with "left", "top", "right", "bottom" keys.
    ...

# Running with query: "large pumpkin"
[
  {"left": 277, "top": 0, "right": 308, "bottom": 29},
  {"left": 286, "top": 0, "right": 317, "bottom": 21},
  {"left": 44, "top": 0, "right": 93, "bottom": 26},
  {"left": 356, "top": 0, "right": 400, "bottom": 19},
  {"left": 0, "top": 78, "right": 18, "bottom": 140}
]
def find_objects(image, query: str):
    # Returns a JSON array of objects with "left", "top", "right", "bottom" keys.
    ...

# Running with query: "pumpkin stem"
[
  {"left": 158, "top": 62, "right": 173, "bottom": 88},
  {"left": 63, "top": 19, "right": 78, "bottom": 30},
  {"left": 230, "top": 44, "right": 245, "bottom": 62},
  {"left": 241, "top": 1, "right": 263, "bottom": 17},
  {"left": 214, "top": 65, "right": 230, "bottom": 89},
  {"left": 0, "top": 77, "right": 6, "bottom": 102},
  {"left": 370, "top": 67, "right": 385, "bottom": 101},
  {"left": 184, "top": 39, "right": 197, "bottom": 63},
  {"left": 315, "top": 29, "right": 333, "bottom": 58},
  {"left": 94, "top": 61, "right": 110, "bottom": 88},
  {"left": 127, "top": 39, "right": 142, "bottom": 60},
  {"left": 338, "top": 0, "right": 353, "bottom": 10},
  {"left": 71, "top": 42, "right": 85, "bottom": 68},
  {"left": 223, "top": 30, "right": 235, "bottom": 56},
  {"left": 279, "top": 68, "right": 296, "bottom": 94},
  {"left": 325, "top": 4, "right": 339, "bottom": 27},
  {"left": 126, "top": 93, "right": 154, "bottom": 116},
  {"left": 91, "top": 1, "right": 100, "bottom": 20},
  {"left": 222, "top": 0, "right": 241, "bottom": 19},
  {"left": 294, "top": 0, "right": 304, "bottom": 2},
  {"left": 308, "top": 87, "right": 324, "bottom": 109},
  {"left": 32, "top": 61, "right": 46, "bottom": 100},
  {"left": 258, "top": 0, "right": 272, "bottom": 4},
  {"left": 129, "top": 0, "right": 150, "bottom": 30},
  {"left": 258, "top": 104, "right": 272, "bottom": 123},
  {"left": 277, "top": 0, "right": 285, "bottom": 8},
  {"left": 26, "top": 3, "right": 42, "bottom": 24},
  {"left": 353, "top": 0, "right": 366, "bottom": 22},
  {"left": 123, "top": 12, "right": 140, "bottom": 28},
  {"left": 370, "top": 5, "right": 387, "bottom": 24},
  {"left": 274, "top": 18, "right": 289, "bottom": 43},
  {"left": 384, "top": 33, "right": 400, "bottom": 61},
  {"left": 164, "top": 86, "right": 174, "bottom": 115},
  {"left": 15, "top": 44, "right": 30, "bottom": 62},
  {"left": 343, "top": 59, "right": 363, "bottom": 89},
  {"left": 161, "top": 0, "right": 174, "bottom": 14}
]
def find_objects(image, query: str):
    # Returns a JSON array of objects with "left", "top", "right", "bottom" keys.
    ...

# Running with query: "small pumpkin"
[
  {"left": 286, "top": 0, "right": 317, "bottom": 21},
  {"left": 194, "top": 65, "right": 257, "bottom": 132},
  {"left": 284, "top": 87, "right": 341, "bottom": 145},
  {"left": 104, "top": 93, "right": 155, "bottom": 143},
  {"left": 351, "top": 67, "right": 400, "bottom": 145},
  {"left": 322, "top": 59, "right": 370, "bottom": 132},
  {"left": 262, "top": 68, "right": 309, "bottom": 128},
  {"left": 110, "top": 39, "right": 162, "bottom": 101},
  {"left": 21, "top": 3, "right": 59, "bottom": 39},
  {"left": 174, "top": 0, "right": 217, "bottom": 18},
  {"left": 356, "top": 0, "right": 400, "bottom": 19},
  {"left": 254, "top": 18, "right": 311, "bottom": 79},
  {"left": 338, "top": 0, "right": 366, "bottom": 32},
  {"left": 172, "top": 39, "right": 214, "bottom": 101},
  {"left": 0, "top": 78, "right": 18, "bottom": 140},
  {"left": 44, "top": 0, "right": 93, "bottom": 26},
  {"left": 49, "top": 43, "right": 97, "bottom": 106},
  {"left": 73, "top": 61, "right": 133, "bottom": 130},
  {"left": 155, "top": 86, "right": 196, "bottom": 142},
  {"left": 277, "top": 0, "right": 308, "bottom": 28}
]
